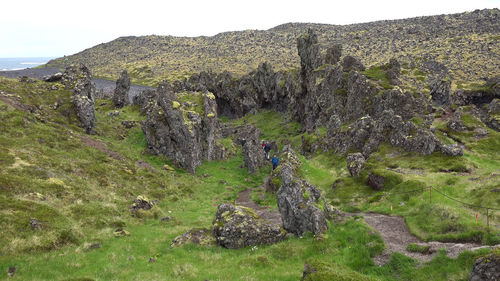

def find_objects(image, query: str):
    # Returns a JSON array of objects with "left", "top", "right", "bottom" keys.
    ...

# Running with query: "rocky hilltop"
[{"left": 46, "top": 9, "right": 499, "bottom": 87}]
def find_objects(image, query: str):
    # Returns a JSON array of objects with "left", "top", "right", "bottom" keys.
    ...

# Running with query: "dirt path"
[
  {"left": 235, "top": 186, "right": 282, "bottom": 226},
  {"left": 357, "top": 212, "right": 494, "bottom": 265}
]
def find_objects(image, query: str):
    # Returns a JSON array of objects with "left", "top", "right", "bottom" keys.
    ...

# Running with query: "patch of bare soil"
[
  {"left": 78, "top": 134, "right": 125, "bottom": 161},
  {"left": 235, "top": 187, "right": 282, "bottom": 226},
  {"left": 357, "top": 212, "right": 495, "bottom": 265}
]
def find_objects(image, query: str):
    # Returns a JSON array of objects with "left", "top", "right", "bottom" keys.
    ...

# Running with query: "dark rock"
[
  {"left": 133, "top": 89, "right": 157, "bottom": 114},
  {"left": 276, "top": 146, "right": 330, "bottom": 236},
  {"left": 297, "top": 28, "right": 322, "bottom": 93},
  {"left": 113, "top": 70, "right": 131, "bottom": 108},
  {"left": 149, "top": 257, "right": 156, "bottom": 263},
  {"left": 486, "top": 99, "right": 500, "bottom": 131},
  {"left": 161, "top": 216, "right": 172, "bottom": 221},
  {"left": 241, "top": 125, "right": 266, "bottom": 174},
  {"left": 346, "top": 153, "right": 365, "bottom": 177},
  {"left": 88, "top": 243, "right": 101, "bottom": 250},
  {"left": 43, "top": 72, "right": 63, "bottom": 82},
  {"left": 121, "top": 120, "right": 136, "bottom": 128},
  {"left": 469, "top": 253, "right": 500, "bottom": 281},
  {"left": 430, "top": 78, "right": 451, "bottom": 106},
  {"left": 324, "top": 44, "right": 342, "bottom": 65},
  {"left": 66, "top": 65, "right": 96, "bottom": 134},
  {"left": 171, "top": 228, "right": 216, "bottom": 247},
  {"left": 386, "top": 58, "right": 401, "bottom": 81},
  {"left": 141, "top": 83, "right": 224, "bottom": 173},
  {"left": 30, "top": 218, "right": 41, "bottom": 230},
  {"left": 367, "top": 173, "right": 385, "bottom": 190},
  {"left": 440, "top": 144, "right": 464, "bottom": 156},
  {"left": 447, "top": 108, "right": 466, "bottom": 132},
  {"left": 342, "top": 56, "right": 365, "bottom": 72},
  {"left": 130, "top": 195, "right": 154, "bottom": 212},
  {"left": 212, "top": 204, "right": 286, "bottom": 249},
  {"left": 7, "top": 267, "right": 16, "bottom": 277}
]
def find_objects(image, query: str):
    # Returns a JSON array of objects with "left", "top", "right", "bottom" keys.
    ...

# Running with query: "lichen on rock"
[{"left": 212, "top": 204, "right": 286, "bottom": 249}]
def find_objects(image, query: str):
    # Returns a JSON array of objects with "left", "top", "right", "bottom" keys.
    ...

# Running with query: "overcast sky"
[{"left": 1, "top": 0, "right": 499, "bottom": 58}]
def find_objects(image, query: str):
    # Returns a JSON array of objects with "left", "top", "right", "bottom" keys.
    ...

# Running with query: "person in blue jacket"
[{"left": 271, "top": 154, "right": 279, "bottom": 170}]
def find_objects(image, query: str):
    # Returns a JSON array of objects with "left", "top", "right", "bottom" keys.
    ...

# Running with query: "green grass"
[{"left": 0, "top": 76, "right": 498, "bottom": 280}]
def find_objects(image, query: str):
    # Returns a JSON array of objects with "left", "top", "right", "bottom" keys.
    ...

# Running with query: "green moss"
[
  {"left": 172, "top": 101, "right": 180, "bottom": 109},
  {"left": 303, "top": 259, "right": 380, "bottom": 281},
  {"left": 406, "top": 243, "right": 430, "bottom": 253}
]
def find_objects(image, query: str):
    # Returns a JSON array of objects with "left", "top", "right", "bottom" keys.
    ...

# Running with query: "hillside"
[{"left": 45, "top": 9, "right": 500, "bottom": 86}]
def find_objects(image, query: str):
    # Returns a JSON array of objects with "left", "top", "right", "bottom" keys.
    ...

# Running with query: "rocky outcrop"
[
  {"left": 113, "top": 70, "right": 130, "bottom": 108},
  {"left": 447, "top": 108, "right": 465, "bottom": 132},
  {"left": 133, "top": 89, "right": 157, "bottom": 114},
  {"left": 342, "top": 55, "right": 365, "bottom": 72},
  {"left": 141, "top": 82, "right": 224, "bottom": 173},
  {"left": 241, "top": 125, "right": 266, "bottom": 174},
  {"left": 469, "top": 253, "right": 500, "bottom": 281},
  {"left": 430, "top": 78, "right": 451, "bottom": 106},
  {"left": 65, "top": 65, "right": 96, "bottom": 134},
  {"left": 212, "top": 204, "right": 286, "bottom": 249},
  {"left": 276, "top": 146, "right": 330, "bottom": 236},
  {"left": 324, "top": 44, "right": 342, "bottom": 65},
  {"left": 346, "top": 153, "right": 365, "bottom": 177}
]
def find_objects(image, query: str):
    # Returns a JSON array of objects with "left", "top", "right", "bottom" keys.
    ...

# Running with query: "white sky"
[{"left": 1, "top": 0, "right": 499, "bottom": 57}]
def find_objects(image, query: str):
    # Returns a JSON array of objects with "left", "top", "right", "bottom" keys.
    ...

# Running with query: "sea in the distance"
[{"left": 0, "top": 57, "right": 54, "bottom": 71}]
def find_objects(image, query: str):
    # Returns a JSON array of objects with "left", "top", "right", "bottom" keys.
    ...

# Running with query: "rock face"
[
  {"left": 469, "top": 253, "right": 500, "bottom": 281},
  {"left": 212, "top": 204, "right": 286, "bottom": 249},
  {"left": 141, "top": 82, "right": 224, "bottom": 173},
  {"left": 447, "top": 108, "right": 465, "bottom": 132},
  {"left": 133, "top": 89, "right": 157, "bottom": 114},
  {"left": 346, "top": 153, "right": 365, "bottom": 177},
  {"left": 64, "top": 65, "right": 96, "bottom": 134},
  {"left": 148, "top": 29, "right": 464, "bottom": 168},
  {"left": 241, "top": 125, "right": 266, "bottom": 174},
  {"left": 430, "top": 78, "right": 451, "bottom": 106},
  {"left": 113, "top": 70, "right": 131, "bottom": 108},
  {"left": 276, "top": 146, "right": 330, "bottom": 236}
]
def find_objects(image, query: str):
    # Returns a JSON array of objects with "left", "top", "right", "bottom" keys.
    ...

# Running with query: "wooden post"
[
  {"left": 429, "top": 186, "right": 432, "bottom": 204},
  {"left": 486, "top": 208, "right": 489, "bottom": 230}
]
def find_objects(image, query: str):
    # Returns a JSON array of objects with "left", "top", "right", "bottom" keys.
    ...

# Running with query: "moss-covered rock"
[{"left": 212, "top": 204, "right": 286, "bottom": 249}]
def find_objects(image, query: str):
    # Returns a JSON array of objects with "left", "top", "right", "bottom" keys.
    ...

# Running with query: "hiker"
[
  {"left": 264, "top": 142, "right": 272, "bottom": 160},
  {"left": 271, "top": 154, "right": 279, "bottom": 170},
  {"left": 241, "top": 138, "right": 246, "bottom": 147},
  {"left": 261, "top": 140, "right": 266, "bottom": 149}
]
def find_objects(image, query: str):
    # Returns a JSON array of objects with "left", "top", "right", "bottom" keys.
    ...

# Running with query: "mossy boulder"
[
  {"left": 212, "top": 204, "right": 286, "bottom": 249},
  {"left": 469, "top": 251, "right": 500, "bottom": 281},
  {"left": 367, "top": 169, "right": 403, "bottom": 190},
  {"left": 277, "top": 145, "right": 331, "bottom": 236},
  {"left": 171, "top": 228, "right": 216, "bottom": 247}
]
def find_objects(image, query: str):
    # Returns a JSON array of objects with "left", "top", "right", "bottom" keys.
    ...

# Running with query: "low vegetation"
[{"left": 0, "top": 72, "right": 498, "bottom": 281}]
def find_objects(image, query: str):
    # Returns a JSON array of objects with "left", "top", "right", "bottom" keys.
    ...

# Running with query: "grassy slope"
[
  {"left": 45, "top": 9, "right": 500, "bottom": 87},
  {"left": 0, "top": 76, "right": 497, "bottom": 280}
]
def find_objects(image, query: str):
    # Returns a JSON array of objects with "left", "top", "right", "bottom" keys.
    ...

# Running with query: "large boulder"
[
  {"left": 113, "top": 70, "right": 131, "bottom": 108},
  {"left": 212, "top": 204, "right": 286, "bottom": 249},
  {"left": 276, "top": 146, "right": 330, "bottom": 236},
  {"left": 65, "top": 65, "right": 96, "bottom": 134},
  {"left": 241, "top": 125, "right": 266, "bottom": 174},
  {"left": 469, "top": 252, "right": 500, "bottom": 281},
  {"left": 430, "top": 78, "right": 451, "bottom": 107},
  {"left": 141, "top": 82, "right": 224, "bottom": 173},
  {"left": 342, "top": 55, "right": 365, "bottom": 72},
  {"left": 324, "top": 44, "right": 342, "bottom": 65},
  {"left": 133, "top": 89, "right": 157, "bottom": 115},
  {"left": 346, "top": 153, "right": 365, "bottom": 177},
  {"left": 447, "top": 108, "right": 465, "bottom": 132}
]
